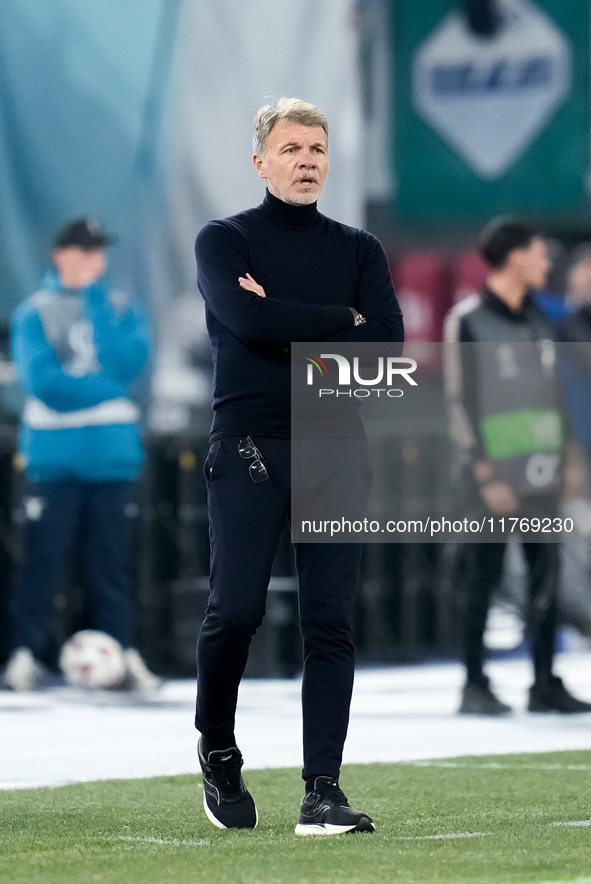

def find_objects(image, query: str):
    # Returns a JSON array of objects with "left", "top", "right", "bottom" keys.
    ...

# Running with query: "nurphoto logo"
[{"left": 305, "top": 353, "right": 418, "bottom": 398}]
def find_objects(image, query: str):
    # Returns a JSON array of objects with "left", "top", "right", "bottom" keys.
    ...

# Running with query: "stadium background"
[{"left": 1, "top": 0, "right": 590, "bottom": 676}]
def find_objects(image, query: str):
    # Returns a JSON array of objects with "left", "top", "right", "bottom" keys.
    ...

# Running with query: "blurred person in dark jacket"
[{"left": 444, "top": 218, "right": 591, "bottom": 716}]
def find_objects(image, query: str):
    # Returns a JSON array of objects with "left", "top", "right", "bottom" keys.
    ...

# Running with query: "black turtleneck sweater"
[{"left": 195, "top": 189, "right": 403, "bottom": 439}]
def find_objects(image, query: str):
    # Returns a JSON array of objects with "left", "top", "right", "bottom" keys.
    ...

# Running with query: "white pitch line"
[
  {"left": 396, "top": 832, "right": 490, "bottom": 841},
  {"left": 116, "top": 836, "right": 210, "bottom": 847},
  {"left": 118, "top": 832, "right": 490, "bottom": 845},
  {"left": 550, "top": 820, "right": 591, "bottom": 827},
  {"left": 530, "top": 879, "right": 591, "bottom": 884},
  {"left": 406, "top": 762, "right": 591, "bottom": 771}
]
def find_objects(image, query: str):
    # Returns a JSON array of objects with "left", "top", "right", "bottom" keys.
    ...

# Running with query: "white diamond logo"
[{"left": 412, "top": 0, "right": 571, "bottom": 179}]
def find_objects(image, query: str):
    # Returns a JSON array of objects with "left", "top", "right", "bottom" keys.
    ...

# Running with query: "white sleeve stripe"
[
  {"left": 23, "top": 397, "right": 140, "bottom": 429},
  {"left": 443, "top": 295, "right": 481, "bottom": 451}
]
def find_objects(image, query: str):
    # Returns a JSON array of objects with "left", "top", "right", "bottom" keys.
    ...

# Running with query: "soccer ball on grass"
[{"left": 59, "top": 630, "right": 126, "bottom": 689}]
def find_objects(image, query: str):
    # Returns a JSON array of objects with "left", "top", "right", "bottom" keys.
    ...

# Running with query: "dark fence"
[
  {"left": 0, "top": 424, "right": 470, "bottom": 675},
  {"left": 9, "top": 423, "right": 589, "bottom": 678},
  {"left": 135, "top": 428, "right": 463, "bottom": 677}
]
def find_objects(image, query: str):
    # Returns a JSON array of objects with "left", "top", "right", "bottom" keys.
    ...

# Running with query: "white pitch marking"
[
  {"left": 116, "top": 836, "right": 210, "bottom": 847},
  {"left": 406, "top": 762, "right": 591, "bottom": 771},
  {"left": 530, "top": 879, "right": 591, "bottom": 884},
  {"left": 396, "top": 832, "right": 490, "bottom": 841},
  {"left": 550, "top": 820, "right": 591, "bottom": 827}
]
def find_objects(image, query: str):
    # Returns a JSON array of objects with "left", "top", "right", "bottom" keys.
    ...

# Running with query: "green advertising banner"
[{"left": 392, "top": 0, "right": 590, "bottom": 224}]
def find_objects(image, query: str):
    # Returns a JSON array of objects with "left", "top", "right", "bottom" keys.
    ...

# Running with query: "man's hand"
[
  {"left": 562, "top": 441, "right": 586, "bottom": 502},
  {"left": 238, "top": 273, "right": 266, "bottom": 298},
  {"left": 479, "top": 481, "right": 519, "bottom": 514},
  {"left": 473, "top": 461, "right": 518, "bottom": 514}
]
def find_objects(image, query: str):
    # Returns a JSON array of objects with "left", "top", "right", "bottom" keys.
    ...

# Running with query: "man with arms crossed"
[{"left": 194, "top": 98, "right": 403, "bottom": 834}]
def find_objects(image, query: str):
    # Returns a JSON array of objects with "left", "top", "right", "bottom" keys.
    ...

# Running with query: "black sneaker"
[
  {"left": 295, "top": 777, "right": 375, "bottom": 836},
  {"left": 528, "top": 675, "right": 591, "bottom": 714},
  {"left": 197, "top": 740, "right": 258, "bottom": 829},
  {"left": 458, "top": 677, "right": 512, "bottom": 716}
]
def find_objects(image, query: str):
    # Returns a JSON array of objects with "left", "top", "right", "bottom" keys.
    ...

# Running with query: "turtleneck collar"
[{"left": 261, "top": 188, "right": 319, "bottom": 227}]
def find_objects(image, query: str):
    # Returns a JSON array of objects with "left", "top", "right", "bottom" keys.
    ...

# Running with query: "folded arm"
[
  {"left": 195, "top": 222, "right": 354, "bottom": 343},
  {"left": 324, "top": 234, "right": 404, "bottom": 343},
  {"left": 11, "top": 305, "right": 127, "bottom": 412}
]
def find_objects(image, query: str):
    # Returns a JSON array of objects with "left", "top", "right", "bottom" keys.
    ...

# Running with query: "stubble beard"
[
  {"left": 267, "top": 176, "right": 321, "bottom": 206},
  {"left": 283, "top": 192, "right": 318, "bottom": 206}
]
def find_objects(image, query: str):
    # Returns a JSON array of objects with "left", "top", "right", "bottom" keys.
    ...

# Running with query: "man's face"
[
  {"left": 511, "top": 237, "right": 550, "bottom": 289},
  {"left": 253, "top": 120, "right": 328, "bottom": 206},
  {"left": 52, "top": 247, "right": 106, "bottom": 288},
  {"left": 568, "top": 256, "right": 591, "bottom": 303}
]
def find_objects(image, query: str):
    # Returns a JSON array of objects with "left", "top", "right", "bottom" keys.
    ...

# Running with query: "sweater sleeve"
[
  {"left": 324, "top": 233, "right": 404, "bottom": 343},
  {"left": 11, "top": 303, "right": 127, "bottom": 412},
  {"left": 443, "top": 308, "right": 486, "bottom": 462},
  {"left": 83, "top": 281, "right": 150, "bottom": 384},
  {"left": 195, "top": 221, "right": 354, "bottom": 342}
]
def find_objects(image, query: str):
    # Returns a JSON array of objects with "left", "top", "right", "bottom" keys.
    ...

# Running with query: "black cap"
[{"left": 53, "top": 217, "right": 116, "bottom": 250}]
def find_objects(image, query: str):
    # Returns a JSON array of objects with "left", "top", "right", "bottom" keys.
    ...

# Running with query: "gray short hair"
[{"left": 253, "top": 97, "right": 328, "bottom": 155}]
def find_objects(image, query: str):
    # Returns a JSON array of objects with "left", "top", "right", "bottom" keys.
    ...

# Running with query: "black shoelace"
[{"left": 310, "top": 780, "right": 349, "bottom": 807}]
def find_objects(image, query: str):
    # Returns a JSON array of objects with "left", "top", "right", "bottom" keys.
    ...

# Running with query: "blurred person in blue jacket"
[
  {"left": 555, "top": 245, "right": 591, "bottom": 462},
  {"left": 2, "top": 218, "right": 159, "bottom": 691},
  {"left": 533, "top": 238, "right": 569, "bottom": 325}
]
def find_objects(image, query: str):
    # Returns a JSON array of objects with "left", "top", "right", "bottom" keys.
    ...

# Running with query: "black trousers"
[
  {"left": 463, "top": 541, "right": 559, "bottom": 685},
  {"left": 195, "top": 436, "right": 370, "bottom": 781},
  {"left": 11, "top": 480, "right": 137, "bottom": 656}
]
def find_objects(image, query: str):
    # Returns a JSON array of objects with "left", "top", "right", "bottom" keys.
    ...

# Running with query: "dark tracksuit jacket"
[{"left": 444, "top": 286, "right": 564, "bottom": 684}]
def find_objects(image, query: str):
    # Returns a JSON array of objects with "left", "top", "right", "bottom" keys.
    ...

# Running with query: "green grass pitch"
[{"left": 2, "top": 751, "right": 591, "bottom": 884}]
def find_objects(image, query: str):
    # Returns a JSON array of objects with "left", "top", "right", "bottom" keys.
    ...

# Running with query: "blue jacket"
[
  {"left": 11, "top": 269, "right": 150, "bottom": 481},
  {"left": 536, "top": 293, "right": 591, "bottom": 447}
]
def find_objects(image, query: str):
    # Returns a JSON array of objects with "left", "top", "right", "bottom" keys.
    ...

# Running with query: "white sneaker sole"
[{"left": 295, "top": 822, "right": 370, "bottom": 836}]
